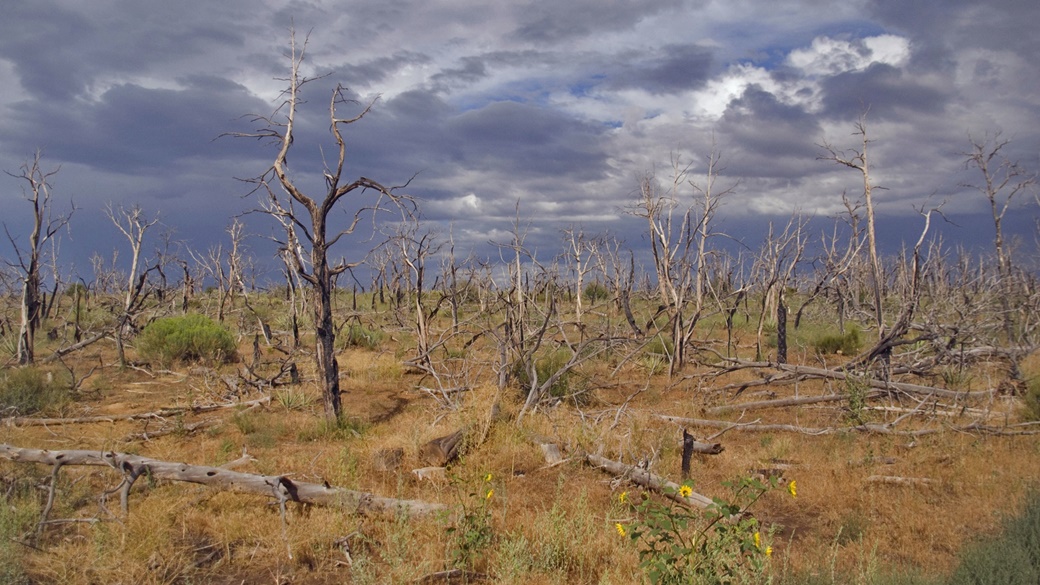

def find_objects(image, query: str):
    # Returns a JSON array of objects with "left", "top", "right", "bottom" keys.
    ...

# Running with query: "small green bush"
[
  {"left": 339, "top": 322, "right": 384, "bottom": 351},
  {"left": 513, "top": 349, "right": 587, "bottom": 403},
  {"left": 948, "top": 490, "right": 1040, "bottom": 585},
  {"left": 0, "top": 367, "right": 71, "bottom": 416},
  {"left": 1021, "top": 376, "right": 1040, "bottom": 422},
  {"left": 812, "top": 325, "right": 862, "bottom": 356},
  {"left": 136, "top": 314, "right": 236, "bottom": 367},
  {"left": 582, "top": 281, "right": 611, "bottom": 303}
]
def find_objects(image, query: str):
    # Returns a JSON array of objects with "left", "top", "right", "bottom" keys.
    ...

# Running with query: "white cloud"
[{"left": 787, "top": 34, "right": 910, "bottom": 77}]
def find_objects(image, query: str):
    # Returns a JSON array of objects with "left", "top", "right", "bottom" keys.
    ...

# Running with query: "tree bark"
[{"left": 0, "top": 444, "right": 444, "bottom": 517}]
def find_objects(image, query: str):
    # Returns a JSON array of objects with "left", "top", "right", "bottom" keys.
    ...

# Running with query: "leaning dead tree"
[
  {"left": 4, "top": 152, "right": 72, "bottom": 365},
  {"left": 231, "top": 29, "right": 414, "bottom": 421},
  {"left": 106, "top": 203, "right": 160, "bottom": 368},
  {"left": 962, "top": 133, "right": 1037, "bottom": 345},
  {"left": 819, "top": 114, "right": 885, "bottom": 340}
]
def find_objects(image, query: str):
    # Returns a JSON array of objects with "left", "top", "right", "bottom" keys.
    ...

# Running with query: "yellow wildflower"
[
  {"left": 788, "top": 480, "right": 797, "bottom": 498},
  {"left": 615, "top": 523, "right": 626, "bottom": 537},
  {"left": 485, "top": 489, "right": 494, "bottom": 500},
  {"left": 754, "top": 531, "right": 761, "bottom": 549},
  {"left": 766, "top": 546, "right": 773, "bottom": 558},
  {"left": 679, "top": 485, "right": 693, "bottom": 498},
  {"left": 484, "top": 473, "right": 493, "bottom": 483},
  {"left": 619, "top": 491, "right": 628, "bottom": 504}
]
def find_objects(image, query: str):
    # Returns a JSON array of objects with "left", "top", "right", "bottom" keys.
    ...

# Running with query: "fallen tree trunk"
[
  {"left": 0, "top": 444, "right": 444, "bottom": 517},
  {"left": 2, "top": 396, "right": 271, "bottom": 427},
  {"left": 585, "top": 452, "right": 713, "bottom": 509},
  {"left": 711, "top": 359, "right": 997, "bottom": 400},
  {"left": 704, "top": 392, "right": 884, "bottom": 415}
]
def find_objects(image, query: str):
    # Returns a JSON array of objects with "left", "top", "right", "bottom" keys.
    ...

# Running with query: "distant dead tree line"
[{"left": 1, "top": 32, "right": 1038, "bottom": 423}]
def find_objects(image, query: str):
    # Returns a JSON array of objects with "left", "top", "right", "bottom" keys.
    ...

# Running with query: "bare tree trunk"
[
  {"left": 5, "top": 153, "right": 70, "bottom": 365},
  {"left": 230, "top": 28, "right": 413, "bottom": 422}
]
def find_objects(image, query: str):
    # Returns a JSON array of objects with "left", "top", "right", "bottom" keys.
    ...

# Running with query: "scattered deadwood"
[
  {"left": 2, "top": 396, "right": 271, "bottom": 427},
  {"left": 585, "top": 452, "right": 714, "bottom": 509},
  {"left": 0, "top": 444, "right": 445, "bottom": 517},
  {"left": 709, "top": 359, "right": 998, "bottom": 400},
  {"left": 865, "top": 475, "right": 937, "bottom": 487},
  {"left": 704, "top": 391, "right": 884, "bottom": 415},
  {"left": 124, "top": 418, "right": 221, "bottom": 442},
  {"left": 416, "top": 569, "right": 490, "bottom": 583},
  {"left": 656, "top": 414, "right": 1039, "bottom": 437}
]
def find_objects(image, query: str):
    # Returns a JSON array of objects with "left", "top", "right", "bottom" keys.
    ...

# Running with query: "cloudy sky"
[{"left": 1, "top": 0, "right": 1038, "bottom": 281}]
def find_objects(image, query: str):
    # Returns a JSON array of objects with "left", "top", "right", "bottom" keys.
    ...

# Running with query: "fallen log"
[
  {"left": 585, "top": 452, "right": 713, "bottom": 509},
  {"left": 2, "top": 396, "right": 271, "bottom": 427},
  {"left": 705, "top": 392, "right": 884, "bottom": 415},
  {"left": 0, "top": 444, "right": 445, "bottom": 517},
  {"left": 711, "top": 359, "right": 998, "bottom": 400}
]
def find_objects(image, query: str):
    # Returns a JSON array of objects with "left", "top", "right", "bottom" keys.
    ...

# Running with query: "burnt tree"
[{"left": 233, "top": 29, "right": 413, "bottom": 421}]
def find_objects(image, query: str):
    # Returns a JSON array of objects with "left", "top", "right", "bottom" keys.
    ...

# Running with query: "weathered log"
[
  {"left": 0, "top": 444, "right": 445, "bottom": 517},
  {"left": 705, "top": 392, "right": 884, "bottom": 415},
  {"left": 2, "top": 396, "right": 271, "bottom": 427},
  {"left": 711, "top": 359, "right": 998, "bottom": 400},
  {"left": 585, "top": 453, "right": 713, "bottom": 509},
  {"left": 865, "top": 475, "right": 937, "bottom": 487}
]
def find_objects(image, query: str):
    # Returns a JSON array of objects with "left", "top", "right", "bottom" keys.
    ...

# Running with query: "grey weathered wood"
[
  {"left": 585, "top": 453, "right": 713, "bottom": 509},
  {"left": 0, "top": 444, "right": 444, "bottom": 517}
]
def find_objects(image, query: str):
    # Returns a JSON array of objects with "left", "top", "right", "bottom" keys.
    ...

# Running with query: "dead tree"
[
  {"left": 630, "top": 144, "right": 736, "bottom": 374},
  {"left": 819, "top": 115, "right": 885, "bottom": 339},
  {"left": 106, "top": 203, "right": 159, "bottom": 368},
  {"left": 962, "top": 133, "right": 1037, "bottom": 344},
  {"left": 751, "top": 215, "right": 807, "bottom": 361},
  {"left": 231, "top": 29, "right": 413, "bottom": 422},
  {"left": 3, "top": 152, "right": 72, "bottom": 364}
]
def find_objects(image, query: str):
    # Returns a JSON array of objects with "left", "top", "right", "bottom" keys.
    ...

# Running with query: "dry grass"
[{"left": 0, "top": 307, "right": 1037, "bottom": 584}]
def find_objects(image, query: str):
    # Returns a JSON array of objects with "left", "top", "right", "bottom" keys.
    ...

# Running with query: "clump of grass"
[
  {"left": 512, "top": 348, "right": 588, "bottom": 403},
  {"left": 0, "top": 367, "right": 71, "bottom": 416},
  {"left": 136, "top": 313, "right": 236, "bottom": 367},
  {"left": 1021, "top": 375, "right": 1040, "bottom": 422},
  {"left": 340, "top": 322, "right": 384, "bottom": 351},
  {"left": 948, "top": 490, "right": 1040, "bottom": 585},
  {"left": 813, "top": 325, "right": 862, "bottom": 356},
  {"left": 583, "top": 281, "right": 610, "bottom": 303}
]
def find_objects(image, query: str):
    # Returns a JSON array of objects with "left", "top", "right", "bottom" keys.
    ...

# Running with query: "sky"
[{"left": 1, "top": 0, "right": 1038, "bottom": 284}]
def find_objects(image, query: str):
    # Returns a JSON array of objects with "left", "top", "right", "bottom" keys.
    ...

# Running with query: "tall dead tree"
[
  {"left": 232, "top": 29, "right": 413, "bottom": 422},
  {"left": 4, "top": 152, "right": 72, "bottom": 364},
  {"left": 962, "top": 133, "right": 1037, "bottom": 344},
  {"left": 107, "top": 203, "right": 159, "bottom": 368},
  {"left": 820, "top": 115, "right": 884, "bottom": 339}
]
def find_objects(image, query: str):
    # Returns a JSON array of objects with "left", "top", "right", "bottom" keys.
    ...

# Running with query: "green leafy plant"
[
  {"left": 136, "top": 313, "right": 236, "bottom": 367},
  {"left": 623, "top": 476, "right": 790, "bottom": 584},
  {"left": 0, "top": 367, "right": 71, "bottom": 416},
  {"left": 339, "top": 322, "right": 384, "bottom": 350},
  {"left": 445, "top": 473, "right": 496, "bottom": 571},
  {"left": 583, "top": 281, "right": 611, "bottom": 303},
  {"left": 812, "top": 325, "right": 862, "bottom": 356}
]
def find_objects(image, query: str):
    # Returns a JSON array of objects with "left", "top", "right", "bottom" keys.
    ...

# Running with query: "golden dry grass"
[{"left": 1, "top": 318, "right": 1038, "bottom": 584}]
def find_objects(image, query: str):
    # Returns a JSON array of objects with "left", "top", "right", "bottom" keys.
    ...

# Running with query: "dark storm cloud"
[
  {"left": 607, "top": 44, "right": 714, "bottom": 95},
  {"left": 717, "top": 85, "right": 823, "bottom": 178},
  {"left": 819, "top": 63, "right": 948, "bottom": 120},
  {"left": 2, "top": 76, "right": 268, "bottom": 173},
  {"left": 446, "top": 101, "right": 609, "bottom": 179},
  {"left": 0, "top": 1, "right": 248, "bottom": 101},
  {"left": 510, "top": 0, "right": 684, "bottom": 43}
]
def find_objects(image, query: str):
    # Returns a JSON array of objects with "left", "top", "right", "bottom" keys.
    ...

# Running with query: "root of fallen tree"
[{"left": 0, "top": 444, "right": 445, "bottom": 523}]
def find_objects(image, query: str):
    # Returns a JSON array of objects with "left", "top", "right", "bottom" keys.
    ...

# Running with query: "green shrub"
[
  {"left": 582, "top": 281, "right": 611, "bottom": 303},
  {"left": 339, "top": 322, "right": 384, "bottom": 351},
  {"left": 512, "top": 349, "right": 587, "bottom": 403},
  {"left": 136, "top": 313, "right": 236, "bottom": 367},
  {"left": 1022, "top": 376, "right": 1040, "bottom": 422},
  {"left": 812, "top": 325, "right": 862, "bottom": 356},
  {"left": 0, "top": 367, "right": 71, "bottom": 416},
  {"left": 949, "top": 490, "right": 1040, "bottom": 585}
]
